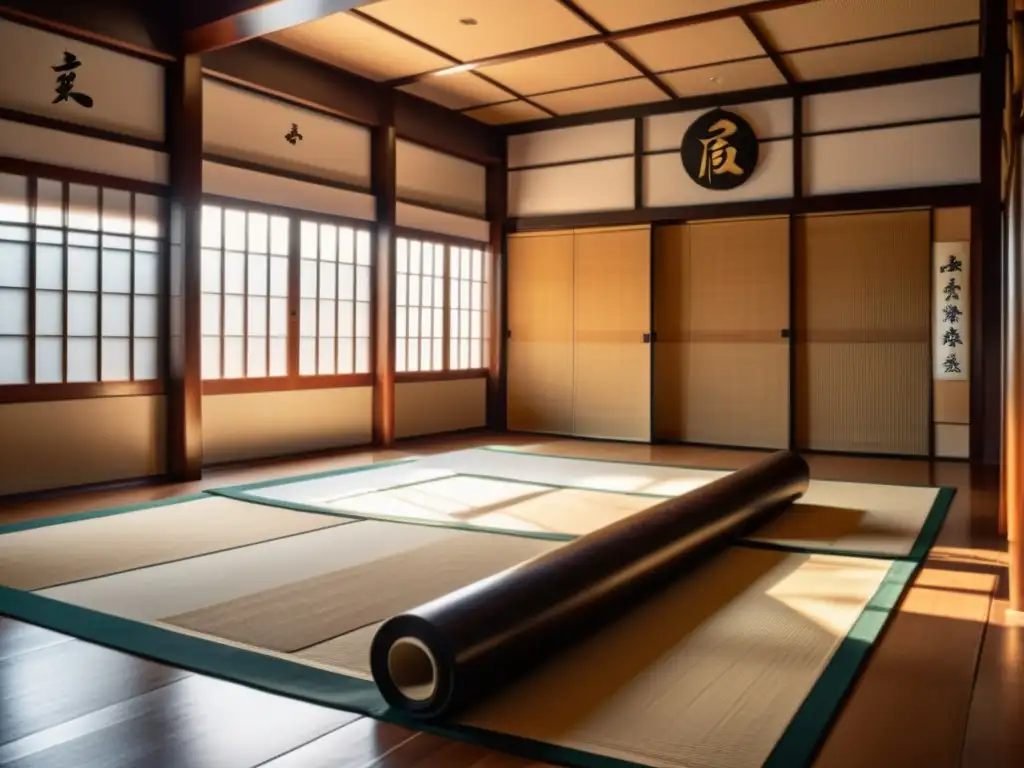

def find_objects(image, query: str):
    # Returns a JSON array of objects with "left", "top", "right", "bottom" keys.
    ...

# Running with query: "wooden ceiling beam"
[
  {"left": 741, "top": 14, "right": 796, "bottom": 85},
  {"left": 183, "top": 0, "right": 379, "bottom": 54},
  {"left": 384, "top": 0, "right": 823, "bottom": 87},
  {"left": 349, "top": 9, "right": 558, "bottom": 117},
  {"left": 552, "top": 0, "right": 678, "bottom": 99}
]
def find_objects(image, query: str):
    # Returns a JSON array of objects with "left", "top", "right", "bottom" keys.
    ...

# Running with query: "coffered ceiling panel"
[
  {"left": 754, "top": 0, "right": 980, "bottom": 52},
  {"left": 267, "top": 13, "right": 452, "bottom": 81},
  {"left": 532, "top": 77, "right": 671, "bottom": 115},
  {"left": 575, "top": 0, "right": 762, "bottom": 31},
  {"left": 398, "top": 71, "right": 515, "bottom": 110},
  {"left": 784, "top": 24, "right": 979, "bottom": 81},
  {"left": 660, "top": 57, "right": 786, "bottom": 99},
  {"left": 464, "top": 100, "right": 552, "bottom": 124},
  {"left": 618, "top": 17, "right": 766, "bottom": 73},
  {"left": 358, "top": 0, "right": 596, "bottom": 61},
  {"left": 477, "top": 43, "right": 642, "bottom": 96}
]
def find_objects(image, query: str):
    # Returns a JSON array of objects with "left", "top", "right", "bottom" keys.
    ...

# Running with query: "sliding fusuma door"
[
  {"left": 506, "top": 232, "right": 575, "bottom": 435},
  {"left": 572, "top": 226, "right": 652, "bottom": 442},
  {"left": 795, "top": 210, "right": 931, "bottom": 455},
  {"left": 653, "top": 218, "right": 790, "bottom": 448}
]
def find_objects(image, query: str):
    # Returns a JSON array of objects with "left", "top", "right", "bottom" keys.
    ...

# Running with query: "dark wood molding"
[
  {"left": 372, "top": 96, "right": 397, "bottom": 447},
  {"left": 503, "top": 58, "right": 982, "bottom": 135},
  {"left": 974, "top": 0, "right": 1008, "bottom": 465},
  {"left": 0, "top": 107, "right": 166, "bottom": 152},
  {"left": 510, "top": 152, "right": 638, "bottom": 172},
  {"left": 386, "top": 0, "right": 824, "bottom": 87},
  {"left": 202, "top": 374, "right": 373, "bottom": 396},
  {"left": 395, "top": 196, "right": 488, "bottom": 222},
  {"left": 202, "top": 153, "right": 372, "bottom": 196},
  {"left": 166, "top": 53, "right": 204, "bottom": 481},
  {"left": 183, "top": 0, "right": 373, "bottom": 54},
  {"left": 0, "top": 157, "right": 166, "bottom": 196},
  {"left": 0, "top": 0, "right": 175, "bottom": 60},
  {"left": 741, "top": 14, "right": 795, "bottom": 85},
  {"left": 634, "top": 119, "right": 644, "bottom": 209},
  {"left": 486, "top": 159, "right": 508, "bottom": 431},
  {"left": 508, "top": 184, "right": 981, "bottom": 232},
  {"left": 0, "top": 380, "right": 164, "bottom": 405},
  {"left": 395, "top": 370, "right": 488, "bottom": 384},
  {"left": 394, "top": 226, "right": 487, "bottom": 249}
]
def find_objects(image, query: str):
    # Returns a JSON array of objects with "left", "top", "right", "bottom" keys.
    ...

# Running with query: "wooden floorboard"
[{"left": 0, "top": 432, "right": 1016, "bottom": 768}]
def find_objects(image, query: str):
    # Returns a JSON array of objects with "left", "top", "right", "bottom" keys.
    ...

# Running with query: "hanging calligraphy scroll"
[{"left": 932, "top": 241, "right": 970, "bottom": 381}]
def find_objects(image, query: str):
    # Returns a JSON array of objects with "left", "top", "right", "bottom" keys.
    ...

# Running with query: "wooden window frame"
[
  {"left": 394, "top": 227, "right": 489, "bottom": 385},
  {"left": 199, "top": 195, "right": 375, "bottom": 396},
  {"left": 0, "top": 158, "right": 168, "bottom": 404}
]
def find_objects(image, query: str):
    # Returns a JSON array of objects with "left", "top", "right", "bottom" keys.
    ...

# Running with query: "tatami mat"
[
  {"left": 163, "top": 532, "right": 555, "bottom": 652},
  {"left": 300, "top": 548, "right": 894, "bottom": 768},
  {"left": 38, "top": 520, "right": 559, "bottom": 624},
  {"left": 0, "top": 496, "right": 346, "bottom": 591},
  {"left": 215, "top": 448, "right": 945, "bottom": 558},
  {"left": 460, "top": 549, "right": 894, "bottom": 768}
]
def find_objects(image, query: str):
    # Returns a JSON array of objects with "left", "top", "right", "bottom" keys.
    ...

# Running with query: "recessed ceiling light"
[
  {"left": 708, "top": 76, "right": 721, "bottom": 83},
  {"left": 459, "top": 17, "right": 478, "bottom": 25}
]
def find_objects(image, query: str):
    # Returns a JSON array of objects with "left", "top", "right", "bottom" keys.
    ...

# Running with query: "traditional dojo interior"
[{"left": 1, "top": 0, "right": 1023, "bottom": 766}]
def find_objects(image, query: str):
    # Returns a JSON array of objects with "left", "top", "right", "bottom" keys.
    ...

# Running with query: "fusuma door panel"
[
  {"left": 506, "top": 232, "right": 575, "bottom": 435},
  {"left": 572, "top": 227, "right": 652, "bottom": 442},
  {"left": 653, "top": 219, "right": 790, "bottom": 449},
  {"left": 795, "top": 211, "right": 930, "bottom": 455}
]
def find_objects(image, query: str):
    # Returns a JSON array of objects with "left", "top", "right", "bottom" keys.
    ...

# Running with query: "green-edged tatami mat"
[
  {"left": 0, "top": 448, "right": 954, "bottom": 768},
  {"left": 206, "top": 447, "right": 956, "bottom": 562},
  {"left": 0, "top": 548, "right": 918, "bottom": 768}
]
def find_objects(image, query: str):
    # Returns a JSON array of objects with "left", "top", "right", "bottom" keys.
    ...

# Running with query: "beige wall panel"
[
  {"left": 934, "top": 380, "right": 971, "bottom": 425},
  {"left": 933, "top": 207, "right": 972, "bottom": 241},
  {"left": 0, "top": 119, "right": 168, "bottom": 185},
  {"left": 935, "top": 423, "right": 970, "bottom": 458},
  {"left": 395, "top": 202, "right": 489, "bottom": 242},
  {"left": 508, "top": 120, "right": 634, "bottom": 169},
  {"left": 796, "top": 211, "right": 931, "bottom": 455},
  {"left": 506, "top": 233, "right": 575, "bottom": 435},
  {"left": 0, "top": 396, "right": 165, "bottom": 496},
  {"left": 804, "top": 120, "right": 981, "bottom": 196},
  {"left": 396, "top": 140, "right": 486, "bottom": 216},
  {"left": 0, "top": 20, "right": 165, "bottom": 141},
  {"left": 394, "top": 379, "right": 486, "bottom": 439},
  {"left": 644, "top": 98, "right": 793, "bottom": 152},
  {"left": 508, "top": 158, "right": 634, "bottom": 217},
  {"left": 803, "top": 75, "right": 980, "bottom": 134},
  {"left": 203, "top": 79, "right": 371, "bottom": 188},
  {"left": 654, "top": 219, "right": 790, "bottom": 447},
  {"left": 202, "top": 161, "right": 375, "bottom": 222},
  {"left": 573, "top": 227, "right": 651, "bottom": 442},
  {"left": 202, "top": 387, "right": 372, "bottom": 465},
  {"left": 645, "top": 140, "right": 793, "bottom": 208}
]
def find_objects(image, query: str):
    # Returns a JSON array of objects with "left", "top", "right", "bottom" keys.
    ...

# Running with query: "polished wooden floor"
[{"left": 1, "top": 431, "right": 1021, "bottom": 768}]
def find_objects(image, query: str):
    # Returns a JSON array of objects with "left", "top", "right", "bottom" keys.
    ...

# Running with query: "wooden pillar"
[
  {"left": 372, "top": 97, "right": 396, "bottom": 447},
  {"left": 166, "top": 53, "right": 204, "bottom": 480},
  {"left": 1008, "top": 18, "right": 1024, "bottom": 613},
  {"left": 974, "top": 0, "right": 1008, "bottom": 465},
  {"left": 486, "top": 158, "right": 507, "bottom": 431}
]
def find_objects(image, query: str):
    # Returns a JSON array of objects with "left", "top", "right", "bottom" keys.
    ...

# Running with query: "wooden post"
[
  {"left": 372, "top": 97, "right": 396, "bottom": 447},
  {"left": 486, "top": 158, "right": 507, "bottom": 431},
  {"left": 166, "top": 53, "right": 204, "bottom": 480}
]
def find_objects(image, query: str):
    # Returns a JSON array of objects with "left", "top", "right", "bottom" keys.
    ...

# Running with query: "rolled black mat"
[{"left": 370, "top": 449, "right": 810, "bottom": 720}]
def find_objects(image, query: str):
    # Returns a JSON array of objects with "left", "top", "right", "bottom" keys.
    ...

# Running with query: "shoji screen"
[{"left": 795, "top": 211, "right": 931, "bottom": 455}]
